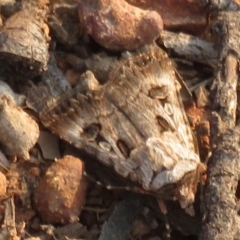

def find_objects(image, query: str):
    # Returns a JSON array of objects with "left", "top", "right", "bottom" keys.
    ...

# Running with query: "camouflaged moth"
[{"left": 37, "top": 44, "right": 206, "bottom": 208}]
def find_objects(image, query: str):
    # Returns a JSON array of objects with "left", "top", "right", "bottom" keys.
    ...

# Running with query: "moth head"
[{"left": 146, "top": 137, "right": 206, "bottom": 208}]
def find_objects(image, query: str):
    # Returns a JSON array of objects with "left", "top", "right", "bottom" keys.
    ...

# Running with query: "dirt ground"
[{"left": 0, "top": 1, "right": 239, "bottom": 240}]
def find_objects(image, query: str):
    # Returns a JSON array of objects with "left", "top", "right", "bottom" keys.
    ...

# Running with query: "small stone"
[
  {"left": 0, "top": 95, "right": 39, "bottom": 160},
  {"left": 65, "top": 69, "right": 81, "bottom": 86},
  {"left": 194, "top": 85, "right": 210, "bottom": 108},
  {"left": 78, "top": 0, "right": 163, "bottom": 51},
  {"left": 34, "top": 155, "right": 87, "bottom": 224}
]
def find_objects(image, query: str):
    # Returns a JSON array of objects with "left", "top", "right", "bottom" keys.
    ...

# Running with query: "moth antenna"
[
  {"left": 204, "top": 150, "right": 212, "bottom": 165},
  {"left": 163, "top": 216, "right": 171, "bottom": 240},
  {"left": 84, "top": 171, "right": 146, "bottom": 193},
  {"left": 158, "top": 199, "right": 171, "bottom": 239},
  {"left": 83, "top": 171, "right": 106, "bottom": 188}
]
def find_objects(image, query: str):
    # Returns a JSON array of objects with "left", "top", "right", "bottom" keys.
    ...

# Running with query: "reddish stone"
[
  {"left": 78, "top": 0, "right": 163, "bottom": 51},
  {"left": 34, "top": 156, "right": 87, "bottom": 224}
]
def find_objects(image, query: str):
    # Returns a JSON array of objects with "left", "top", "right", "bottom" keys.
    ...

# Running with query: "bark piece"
[
  {"left": 211, "top": 52, "right": 238, "bottom": 136},
  {"left": 127, "top": 0, "right": 207, "bottom": 34},
  {"left": 78, "top": 0, "right": 163, "bottom": 51},
  {"left": 199, "top": 127, "right": 240, "bottom": 240},
  {"left": 199, "top": 11, "right": 240, "bottom": 240},
  {"left": 34, "top": 155, "right": 87, "bottom": 224},
  {"left": 213, "top": 12, "right": 240, "bottom": 58},
  {"left": 0, "top": 95, "right": 39, "bottom": 160},
  {"left": 0, "top": 10, "right": 49, "bottom": 77},
  {"left": 159, "top": 31, "right": 218, "bottom": 67},
  {"left": 26, "top": 53, "right": 71, "bottom": 113},
  {"left": 210, "top": 12, "right": 239, "bottom": 139},
  {"left": 198, "top": 0, "right": 240, "bottom": 10}
]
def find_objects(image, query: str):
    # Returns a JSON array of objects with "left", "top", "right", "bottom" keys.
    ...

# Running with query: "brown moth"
[{"left": 38, "top": 44, "right": 205, "bottom": 208}]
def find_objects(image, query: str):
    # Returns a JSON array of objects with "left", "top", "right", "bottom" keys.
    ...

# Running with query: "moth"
[{"left": 35, "top": 44, "right": 205, "bottom": 208}]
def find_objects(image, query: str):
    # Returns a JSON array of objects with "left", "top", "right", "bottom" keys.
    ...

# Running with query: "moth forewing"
[{"left": 38, "top": 44, "right": 204, "bottom": 208}]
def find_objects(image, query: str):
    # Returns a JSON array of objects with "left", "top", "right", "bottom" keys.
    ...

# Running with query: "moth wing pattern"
[{"left": 39, "top": 44, "right": 202, "bottom": 207}]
